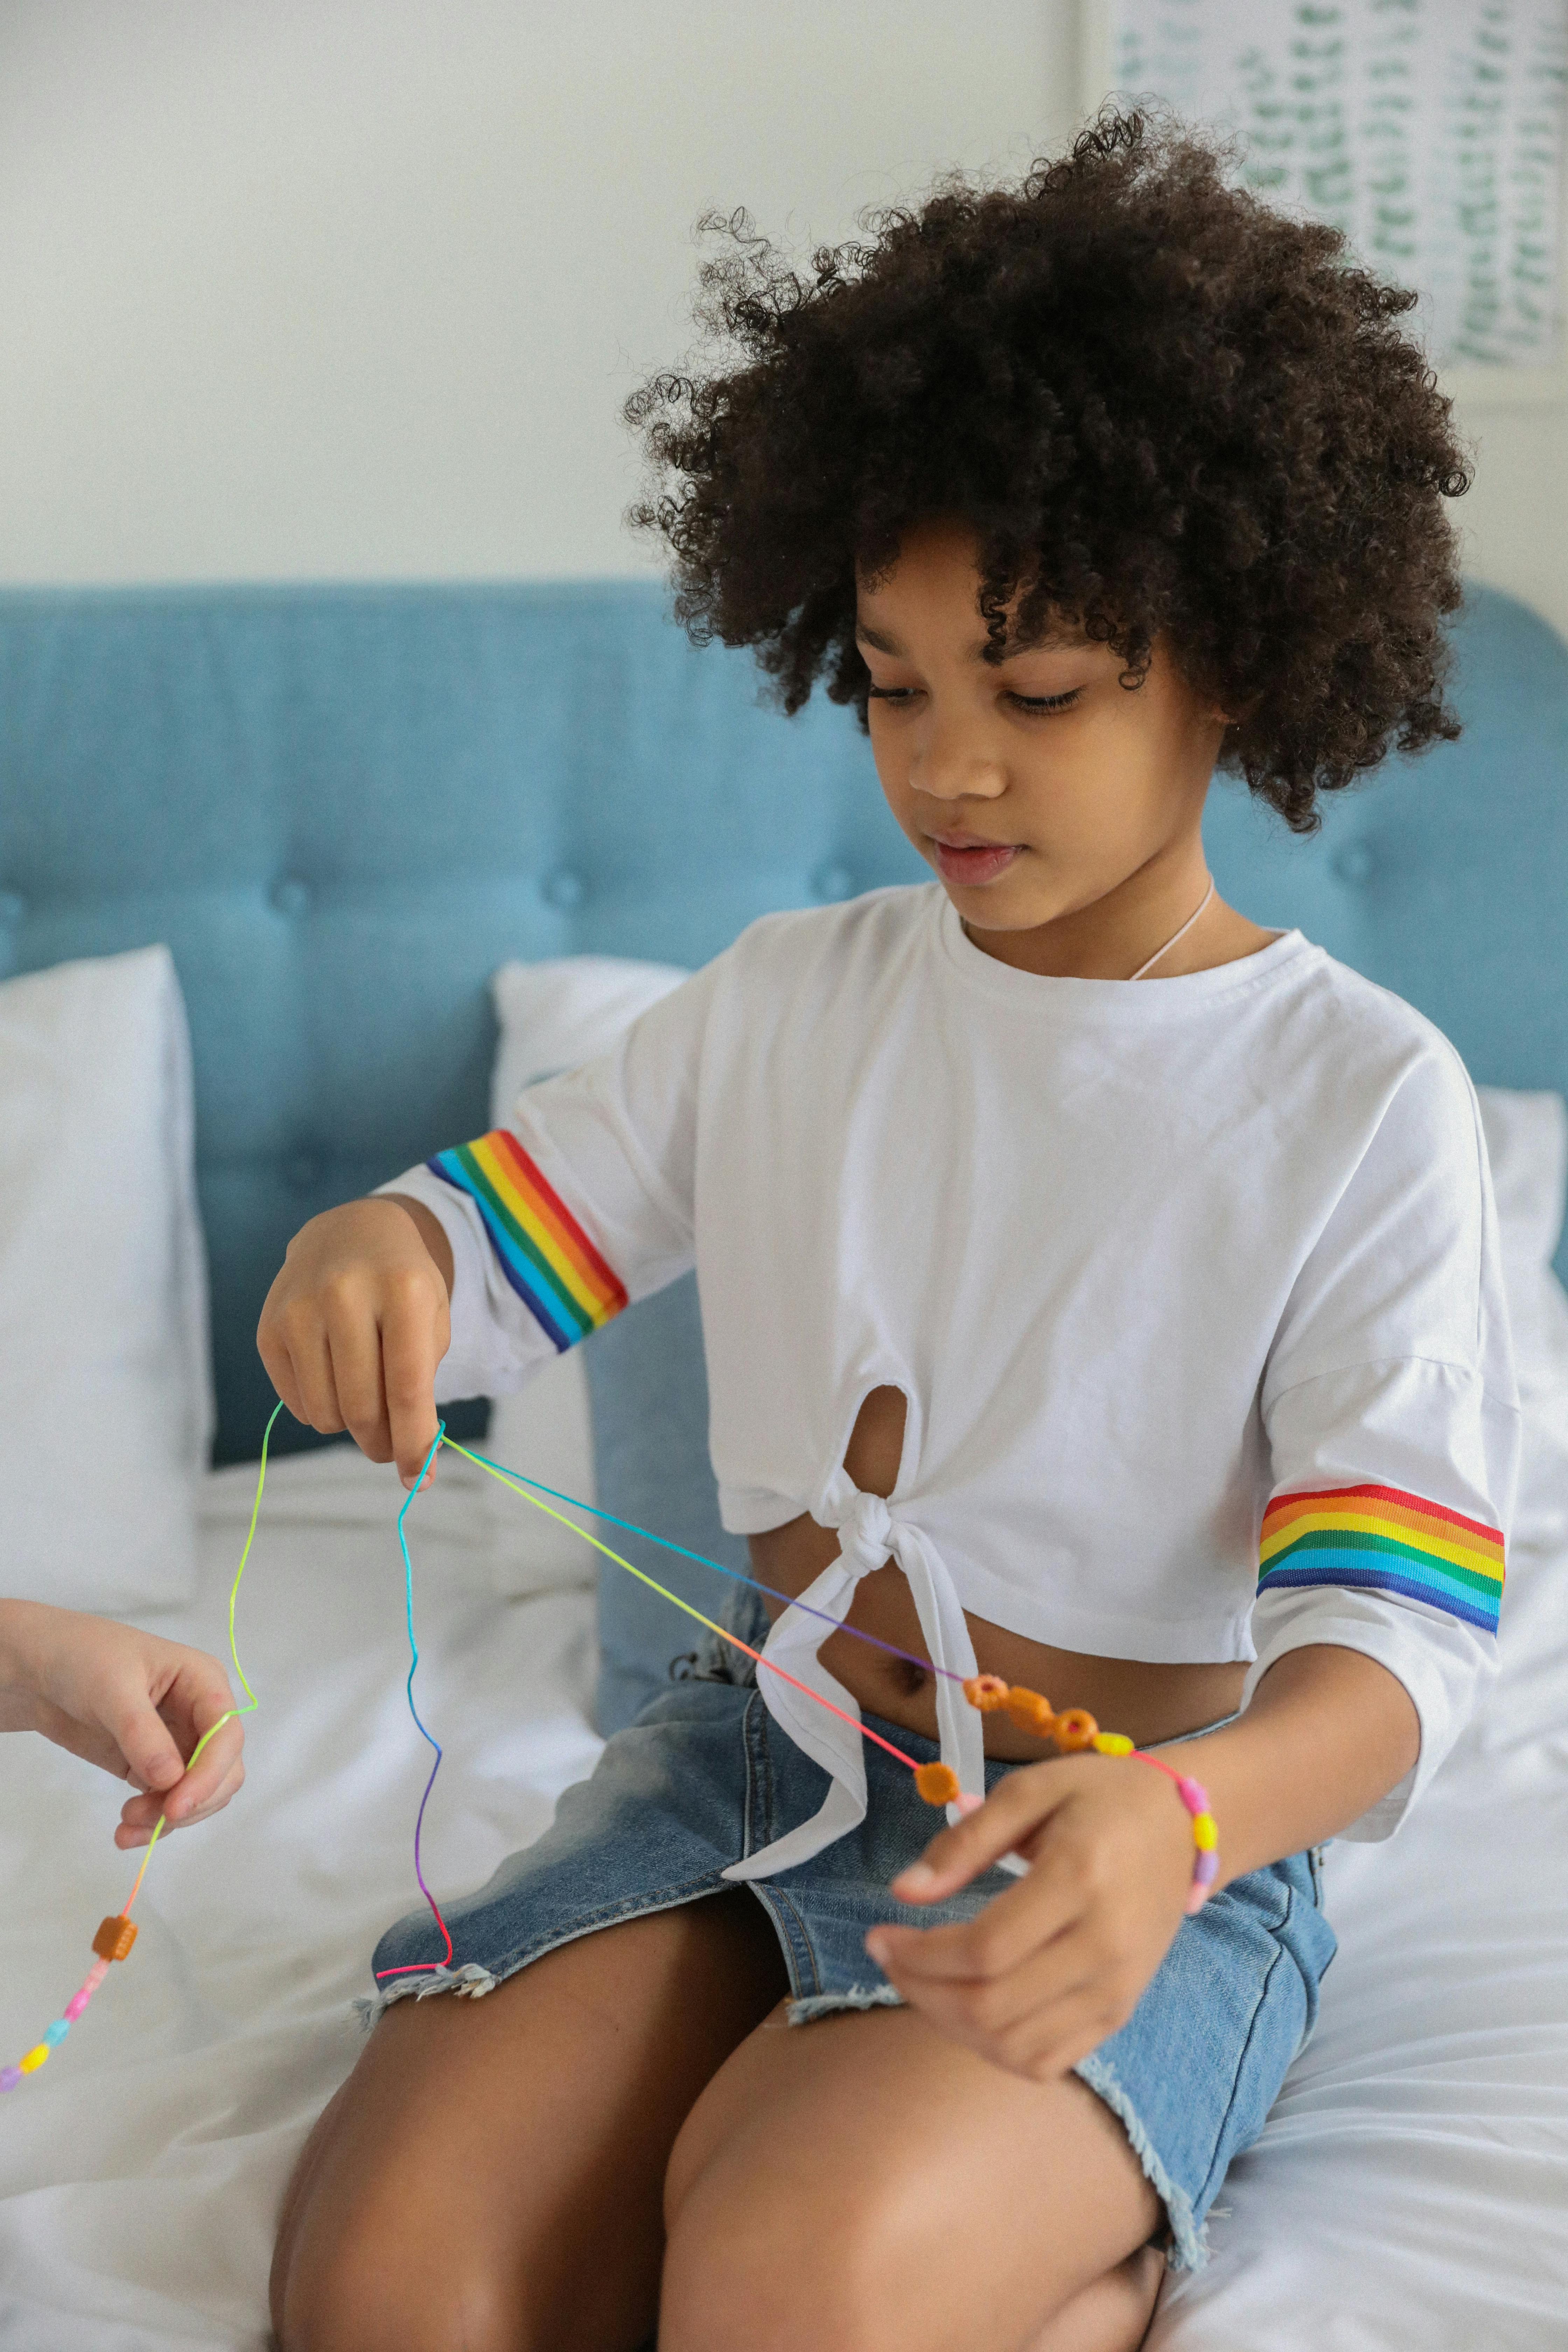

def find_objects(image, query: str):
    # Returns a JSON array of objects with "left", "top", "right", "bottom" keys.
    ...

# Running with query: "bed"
[{"left": 0, "top": 580, "right": 1565, "bottom": 2346}]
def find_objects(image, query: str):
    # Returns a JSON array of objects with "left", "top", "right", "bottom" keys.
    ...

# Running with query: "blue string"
[
  {"left": 396, "top": 1423, "right": 453, "bottom": 1963},
  {"left": 451, "top": 1440, "right": 962, "bottom": 1687}
]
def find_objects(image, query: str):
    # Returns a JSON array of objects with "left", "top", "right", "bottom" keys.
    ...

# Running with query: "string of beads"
[
  {"left": 5, "top": 1414, "right": 1222, "bottom": 2080},
  {"left": 909, "top": 1675, "right": 1220, "bottom": 1912}
]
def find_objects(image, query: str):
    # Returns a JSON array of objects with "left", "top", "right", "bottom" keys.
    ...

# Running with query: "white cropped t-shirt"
[{"left": 388, "top": 886, "right": 1518, "bottom": 1870}]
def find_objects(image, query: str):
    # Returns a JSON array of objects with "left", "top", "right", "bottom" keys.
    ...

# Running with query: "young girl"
[{"left": 261, "top": 116, "right": 1511, "bottom": 2352}]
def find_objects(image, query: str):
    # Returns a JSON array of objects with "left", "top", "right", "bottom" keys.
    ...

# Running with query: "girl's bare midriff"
[{"left": 748, "top": 1386, "right": 1247, "bottom": 1758}]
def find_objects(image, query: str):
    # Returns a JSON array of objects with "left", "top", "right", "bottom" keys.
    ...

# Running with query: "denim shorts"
[{"left": 370, "top": 1643, "right": 1335, "bottom": 2270}]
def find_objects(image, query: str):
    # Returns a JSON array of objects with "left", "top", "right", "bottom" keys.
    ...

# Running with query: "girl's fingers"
[
  {"left": 279, "top": 1321, "right": 345, "bottom": 1435},
  {"left": 891, "top": 1765, "right": 1073, "bottom": 1904},
  {"left": 872, "top": 1857, "right": 1085, "bottom": 1987},
  {"left": 256, "top": 1324, "right": 307, "bottom": 1429},
  {"left": 879, "top": 1928, "right": 1102, "bottom": 2058},
  {"left": 324, "top": 1308, "right": 392, "bottom": 1462},
  {"left": 380, "top": 1286, "right": 447, "bottom": 1488}
]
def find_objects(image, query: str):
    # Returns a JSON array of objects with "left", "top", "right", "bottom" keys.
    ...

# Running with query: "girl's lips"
[{"left": 931, "top": 839, "right": 1022, "bottom": 887}]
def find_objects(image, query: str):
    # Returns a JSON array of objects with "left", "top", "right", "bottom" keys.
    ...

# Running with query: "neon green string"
[
  {"left": 440, "top": 1435, "right": 922, "bottom": 1771},
  {"left": 123, "top": 1399, "right": 280, "bottom": 1912}
]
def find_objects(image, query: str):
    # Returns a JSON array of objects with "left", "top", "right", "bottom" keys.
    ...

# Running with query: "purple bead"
[
  {"left": 1192, "top": 1848, "right": 1221, "bottom": 1886},
  {"left": 0, "top": 2067, "right": 21, "bottom": 2093}
]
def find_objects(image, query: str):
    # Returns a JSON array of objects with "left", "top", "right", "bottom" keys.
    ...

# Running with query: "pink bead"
[
  {"left": 63, "top": 1991, "right": 92, "bottom": 2023},
  {"left": 1193, "top": 1848, "right": 1220, "bottom": 1885},
  {"left": 1175, "top": 1776, "right": 1208, "bottom": 1815}
]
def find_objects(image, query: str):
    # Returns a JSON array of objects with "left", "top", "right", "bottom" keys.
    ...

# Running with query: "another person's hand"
[
  {"left": 257, "top": 1195, "right": 453, "bottom": 1487},
  {"left": 0, "top": 1601, "right": 245, "bottom": 1848},
  {"left": 865, "top": 1754, "right": 1196, "bottom": 2081}
]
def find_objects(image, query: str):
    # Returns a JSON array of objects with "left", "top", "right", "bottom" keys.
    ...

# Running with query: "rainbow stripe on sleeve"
[
  {"left": 1258, "top": 1483, "right": 1504, "bottom": 1636},
  {"left": 426, "top": 1129, "right": 628, "bottom": 1353}
]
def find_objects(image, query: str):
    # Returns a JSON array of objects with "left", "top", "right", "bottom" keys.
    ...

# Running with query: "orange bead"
[
  {"left": 914, "top": 1760, "right": 961, "bottom": 1807},
  {"left": 1005, "top": 1686, "right": 1056, "bottom": 1737},
  {"left": 1052, "top": 1708, "right": 1099, "bottom": 1752},
  {"left": 92, "top": 1916, "right": 138, "bottom": 1963},
  {"left": 963, "top": 1674, "right": 1010, "bottom": 1713}
]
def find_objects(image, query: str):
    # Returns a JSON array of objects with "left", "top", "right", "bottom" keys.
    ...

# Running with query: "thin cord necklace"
[{"left": 1128, "top": 877, "right": 1215, "bottom": 981}]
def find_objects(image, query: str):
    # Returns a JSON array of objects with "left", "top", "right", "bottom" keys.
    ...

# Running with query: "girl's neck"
[{"left": 959, "top": 853, "right": 1274, "bottom": 983}]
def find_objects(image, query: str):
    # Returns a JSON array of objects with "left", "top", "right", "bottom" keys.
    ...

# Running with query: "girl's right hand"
[{"left": 257, "top": 1196, "right": 454, "bottom": 1487}]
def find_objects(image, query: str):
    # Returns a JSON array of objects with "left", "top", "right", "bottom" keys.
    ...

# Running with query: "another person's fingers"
[
  {"left": 119, "top": 1749, "right": 246, "bottom": 1842},
  {"left": 159, "top": 1707, "right": 244, "bottom": 1822},
  {"left": 103, "top": 1691, "right": 189, "bottom": 1798}
]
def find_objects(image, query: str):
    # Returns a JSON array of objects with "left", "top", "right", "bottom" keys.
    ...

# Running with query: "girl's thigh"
[
  {"left": 270, "top": 1889, "right": 787, "bottom": 2352},
  {"left": 661, "top": 2002, "right": 1163, "bottom": 2352}
]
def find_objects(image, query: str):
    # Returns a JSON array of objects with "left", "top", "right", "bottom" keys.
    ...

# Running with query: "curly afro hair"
[{"left": 625, "top": 110, "right": 1471, "bottom": 834}]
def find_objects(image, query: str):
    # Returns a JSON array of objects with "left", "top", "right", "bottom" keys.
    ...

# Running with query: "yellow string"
[
  {"left": 442, "top": 1437, "right": 741, "bottom": 1650},
  {"left": 123, "top": 1400, "right": 279, "bottom": 1913},
  {"left": 440, "top": 1436, "right": 922, "bottom": 1770}
]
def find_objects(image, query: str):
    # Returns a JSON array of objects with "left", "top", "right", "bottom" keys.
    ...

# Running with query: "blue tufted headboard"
[{"left": 1, "top": 578, "right": 1565, "bottom": 1464}]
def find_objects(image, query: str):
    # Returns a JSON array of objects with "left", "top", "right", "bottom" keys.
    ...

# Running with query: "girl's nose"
[{"left": 910, "top": 714, "right": 1007, "bottom": 802}]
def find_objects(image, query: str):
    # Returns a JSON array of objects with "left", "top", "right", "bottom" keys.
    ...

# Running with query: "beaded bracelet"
[{"left": 917, "top": 1676, "right": 1221, "bottom": 1915}]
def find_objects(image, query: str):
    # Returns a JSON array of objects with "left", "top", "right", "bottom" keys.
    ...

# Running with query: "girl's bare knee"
[
  {"left": 660, "top": 2192, "right": 892, "bottom": 2352},
  {"left": 272, "top": 2207, "right": 524, "bottom": 2352}
]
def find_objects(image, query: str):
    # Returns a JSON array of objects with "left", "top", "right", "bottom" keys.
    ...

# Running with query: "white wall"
[
  {"left": 0, "top": 0, "right": 1076, "bottom": 583},
  {"left": 0, "top": 0, "right": 1560, "bottom": 640}
]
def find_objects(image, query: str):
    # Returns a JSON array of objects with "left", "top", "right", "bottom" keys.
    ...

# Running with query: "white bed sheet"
[{"left": 1, "top": 1424, "right": 1565, "bottom": 2348}]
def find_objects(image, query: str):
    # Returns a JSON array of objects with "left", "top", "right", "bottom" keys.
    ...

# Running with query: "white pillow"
[
  {"left": 1477, "top": 1085, "right": 1568, "bottom": 1397},
  {"left": 0, "top": 946, "right": 212, "bottom": 1610},
  {"left": 482, "top": 957, "right": 690, "bottom": 1595}
]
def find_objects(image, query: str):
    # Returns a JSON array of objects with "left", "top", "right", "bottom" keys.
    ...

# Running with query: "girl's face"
[{"left": 858, "top": 520, "right": 1232, "bottom": 964}]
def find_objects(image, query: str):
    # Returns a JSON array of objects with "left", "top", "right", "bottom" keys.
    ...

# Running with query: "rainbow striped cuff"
[
  {"left": 1258, "top": 1483, "right": 1505, "bottom": 1636},
  {"left": 426, "top": 1129, "right": 628, "bottom": 1353}
]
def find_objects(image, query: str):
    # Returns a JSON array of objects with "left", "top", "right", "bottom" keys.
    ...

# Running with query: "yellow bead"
[
  {"left": 1092, "top": 1732, "right": 1134, "bottom": 1756},
  {"left": 18, "top": 2044, "right": 50, "bottom": 2073},
  {"left": 1192, "top": 1813, "right": 1218, "bottom": 1850}
]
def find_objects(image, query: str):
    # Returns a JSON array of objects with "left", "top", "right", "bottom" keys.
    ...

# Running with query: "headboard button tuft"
[
  {"left": 0, "top": 891, "right": 24, "bottom": 926},
  {"left": 282, "top": 1151, "right": 322, "bottom": 1194},
  {"left": 813, "top": 861, "right": 854, "bottom": 902},
  {"left": 271, "top": 877, "right": 312, "bottom": 918},
  {"left": 542, "top": 868, "right": 586, "bottom": 911},
  {"left": 1331, "top": 842, "right": 1377, "bottom": 887}
]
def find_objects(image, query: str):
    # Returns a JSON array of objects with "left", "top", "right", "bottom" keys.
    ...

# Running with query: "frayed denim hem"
[
  {"left": 1076, "top": 2048, "right": 1205, "bottom": 2273},
  {"left": 354, "top": 1960, "right": 499, "bottom": 2029},
  {"left": 787, "top": 1983, "right": 905, "bottom": 2026}
]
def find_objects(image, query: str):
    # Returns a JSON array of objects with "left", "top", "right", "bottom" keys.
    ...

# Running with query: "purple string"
[
  {"left": 380, "top": 1424, "right": 454, "bottom": 1976},
  {"left": 454, "top": 1441, "right": 969, "bottom": 1687}
]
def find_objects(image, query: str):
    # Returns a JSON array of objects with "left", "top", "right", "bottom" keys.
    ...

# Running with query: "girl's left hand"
[{"left": 865, "top": 1755, "right": 1198, "bottom": 2082}]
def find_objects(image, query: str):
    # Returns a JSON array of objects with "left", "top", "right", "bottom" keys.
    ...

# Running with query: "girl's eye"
[
  {"left": 866, "top": 684, "right": 919, "bottom": 705},
  {"left": 1009, "top": 689, "right": 1080, "bottom": 714}
]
